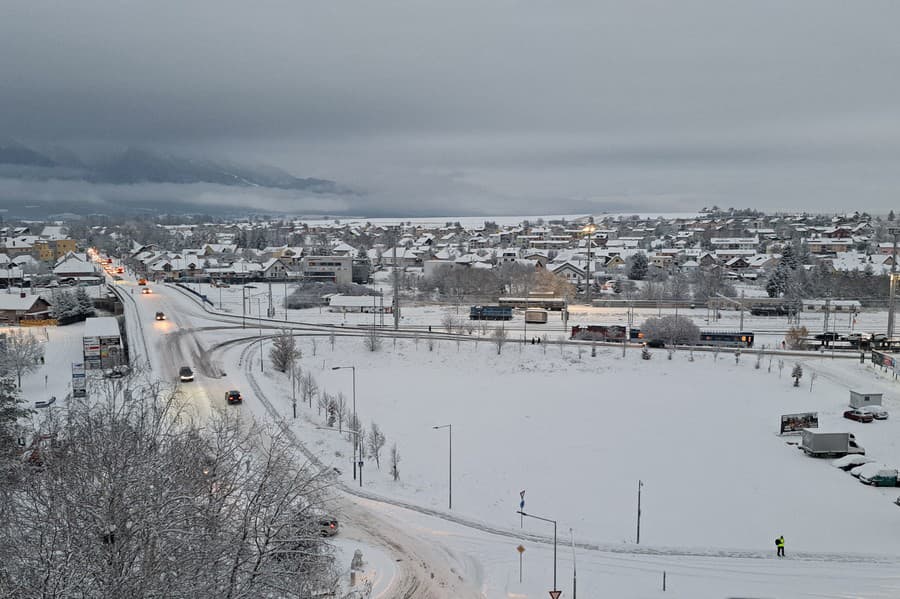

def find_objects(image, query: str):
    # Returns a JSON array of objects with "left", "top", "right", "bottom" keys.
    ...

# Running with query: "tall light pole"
[
  {"left": 433, "top": 424, "right": 452, "bottom": 509},
  {"left": 583, "top": 222, "right": 596, "bottom": 306},
  {"left": 636, "top": 479, "right": 644, "bottom": 544},
  {"left": 517, "top": 509, "right": 558, "bottom": 593},
  {"left": 332, "top": 366, "right": 358, "bottom": 481},
  {"left": 570, "top": 528, "right": 577, "bottom": 599},
  {"left": 887, "top": 227, "right": 900, "bottom": 338}
]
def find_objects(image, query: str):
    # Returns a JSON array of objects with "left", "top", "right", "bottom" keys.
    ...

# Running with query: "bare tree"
[
  {"left": 301, "top": 372, "right": 319, "bottom": 409},
  {"left": 0, "top": 379, "right": 338, "bottom": 598},
  {"left": 492, "top": 326, "right": 508, "bottom": 355},
  {"left": 363, "top": 329, "right": 382, "bottom": 352},
  {"left": 310, "top": 337, "right": 318, "bottom": 357},
  {"left": 390, "top": 442, "right": 401, "bottom": 481},
  {"left": 334, "top": 392, "right": 347, "bottom": 432},
  {"left": 318, "top": 390, "right": 331, "bottom": 420},
  {"left": 1, "top": 329, "right": 44, "bottom": 388},
  {"left": 269, "top": 329, "right": 299, "bottom": 372},
  {"left": 441, "top": 312, "right": 455, "bottom": 333},
  {"left": 363, "top": 423, "right": 384, "bottom": 471}
]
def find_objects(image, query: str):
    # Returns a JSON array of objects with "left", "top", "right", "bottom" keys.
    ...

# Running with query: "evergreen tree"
[
  {"left": 889, "top": 210, "right": 896, "bottom": 222},
  {"left": 74, "top": 287, "right": 95, "bottom": 317},
  {"left": 51, "top": 290, "right": 78, "bottom": 319},
  {"left": 628, "top": 252, "right": 649, "bottom": 281}
]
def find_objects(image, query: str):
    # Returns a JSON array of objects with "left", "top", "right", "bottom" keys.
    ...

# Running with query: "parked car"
[
  {"left": 858, "top": 405, "right": 889, "bottom": 420},
  {"left": 225, "top": 390, "right": 243, "bottom": 404},
  {"left": 843, "top": 409, "right": 874, "bottom": 423},
  {"left": 155, "top": 311, "right": 165, "bottom": 321},
  {"left": 179, "top": 367, "right": 194, "bottom": 382},
  {"left": 850, "top": 463, "right": 870, "bottom": 478},
  {"left": 857, "top": 464, "right": 899, "bottom": 487},
  {"left": 141, "top": 287, "right": 152, "bottom": 294},
  {"left": 832, "top": 455, "right": 876, "bottom": 471}
]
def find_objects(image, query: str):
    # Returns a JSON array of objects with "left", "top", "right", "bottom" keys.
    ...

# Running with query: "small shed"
[{"left": 850, "top": 390, "right": 882, "bottom": 408}]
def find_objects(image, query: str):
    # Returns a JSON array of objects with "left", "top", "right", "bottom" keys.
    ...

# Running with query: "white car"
[
  {"left": 858, "top": 406, "right": 889, "bottom": 420},
  {"left": 832, "top": 455, "right": 875, "bottom": 471}
]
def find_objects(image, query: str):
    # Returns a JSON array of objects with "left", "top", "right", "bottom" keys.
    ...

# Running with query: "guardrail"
[{"left": 173, "top": 282, "right": 214, "bottom": 306}]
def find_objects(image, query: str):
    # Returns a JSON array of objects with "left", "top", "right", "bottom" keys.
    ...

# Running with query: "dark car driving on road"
[
  {"left": 225, "top": 390, "right": 242, "bottom": 404},
  {"left": 179, "top": 367, "right": 194, "bottom": 382}
]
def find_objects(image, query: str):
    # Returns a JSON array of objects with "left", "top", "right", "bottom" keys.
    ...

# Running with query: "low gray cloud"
[{"left": 1, "top": 1, "right": 899, "bottom": 215}]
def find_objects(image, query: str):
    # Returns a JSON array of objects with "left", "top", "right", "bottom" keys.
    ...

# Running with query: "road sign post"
[{"left": 517, "top": 544, "right": 525, "bottom": 583}]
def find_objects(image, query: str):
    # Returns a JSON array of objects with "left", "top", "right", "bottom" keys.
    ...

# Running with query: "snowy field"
[{"left": 240, "top": 332, "right": 900, "bottom": 556}]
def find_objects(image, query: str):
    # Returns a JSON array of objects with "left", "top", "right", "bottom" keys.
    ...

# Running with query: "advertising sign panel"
[{"left": 781, "top": 412, "right": 819, "bottom": 434}]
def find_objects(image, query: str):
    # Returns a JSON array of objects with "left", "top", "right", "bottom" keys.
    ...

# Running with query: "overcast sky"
[{"left": 2, "top": 1, "right": 899, "bottom": 216}]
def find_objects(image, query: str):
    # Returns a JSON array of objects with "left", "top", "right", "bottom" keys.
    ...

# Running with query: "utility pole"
[
  {"left": 636, "top": 479, "right": 643, "bottom": 544},
  {"left": 267, "top": 282, "right": 275, "bottom": 318},
  {"left": 739, "top": 290, "right": 745, "bottom": 331},
  {"left": 583, "top": 222, "right": 596, "bottom": 306},
  {"left": 393, "top": 244, "right": 400, "bottom": 330},
  {"left": 888, "top": 227, "right": 900, "bottom": 338}
]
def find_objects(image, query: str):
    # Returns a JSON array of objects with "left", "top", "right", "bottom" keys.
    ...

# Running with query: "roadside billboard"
[
  {"left": 72, "top": 362, "right": 86, "bottom": 398},
  {"left": 780, "top": 412, "right": 819, "bottom": 434}
]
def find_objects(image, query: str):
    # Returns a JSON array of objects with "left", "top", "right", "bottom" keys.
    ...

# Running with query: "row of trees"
[{"left": 271, "top": 332, "right": 402, "bottom": 481}]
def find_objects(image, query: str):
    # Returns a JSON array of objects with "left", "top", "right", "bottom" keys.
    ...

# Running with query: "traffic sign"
[
  {"left": 517, "top": 544, "right": 525, "bottom": 554},
  {"left": 549, "top": 591, "right": 562, "bottom": 599},
  {"left": 519, "top": 489, "right": 525, "bottom": 510}
]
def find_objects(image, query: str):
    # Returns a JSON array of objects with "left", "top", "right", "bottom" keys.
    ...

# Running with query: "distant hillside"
[{"left": 0, "top": 141, "right": 344, "bottom": 193}]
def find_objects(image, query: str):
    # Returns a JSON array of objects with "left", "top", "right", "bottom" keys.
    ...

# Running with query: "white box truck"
[{"left": 800, "top": 429, "right": 865, "bottom": 458}]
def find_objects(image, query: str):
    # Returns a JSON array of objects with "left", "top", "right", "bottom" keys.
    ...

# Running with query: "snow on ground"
[
  {"left": 119, "top": 282, "right": 900, "bottom": 598},
  {"left": 3, "top": 321, "right": 86, "bottom": 413},
  {"left": 330, "top": 536, "right": 397, "bottom": 599},
  {"left": 243, "top": 332, "right": 900, "bottom": 558}
]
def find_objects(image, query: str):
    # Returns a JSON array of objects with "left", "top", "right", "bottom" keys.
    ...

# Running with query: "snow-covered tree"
[
  {"left": 0, "top": 380, "right": 338, "bottom": 597},
  {"left": 492, "top": 326, "right": 508, "bottom": 355},
  {"left": 639, "top": 315, "right": 700, "bottom": 346},
  {"left": 269, "top": 330, "right": 299, "bottom": 373},
  {"left": 792, "top": 363, "right": 803, "bottom": 387},
  {"left": 74, "top": 286, "right": 95, "bottom": 317},
  {"left": 1, "top": 330, "right": 44, "bottom": 388},
  {"left": 0, "top": 376, "right": 31, "bottom": 464}
]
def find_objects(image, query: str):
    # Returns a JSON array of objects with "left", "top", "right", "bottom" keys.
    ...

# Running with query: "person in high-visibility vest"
[{"left": 776, "top": 535, "right": 785, "bottom": 557}]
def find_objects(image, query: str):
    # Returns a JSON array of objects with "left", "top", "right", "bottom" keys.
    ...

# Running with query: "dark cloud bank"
[{"left": 1, "top": 1, "right": 899, "bottom": 217}]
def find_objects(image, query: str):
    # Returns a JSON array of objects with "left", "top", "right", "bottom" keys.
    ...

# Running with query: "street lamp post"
[
  {"left": 517, "top": 509, "right": 558, "bottom": 593},
  {"left": 583, "top": 223, "right": 596, "bottom": 306},
  {"left": 433, "top": 424, "right": 452, "bottom": 509},
  {"left": 570, "top": 528, "right": 577, "bottom": 599},
  {"left": 332, "top": 366, "right": 358, "bottom": 480}
]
